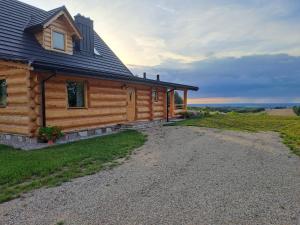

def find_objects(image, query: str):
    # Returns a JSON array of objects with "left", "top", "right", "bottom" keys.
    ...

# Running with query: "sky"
[{"left": 22, "top": 0, "right": 300, "bottom": 103}]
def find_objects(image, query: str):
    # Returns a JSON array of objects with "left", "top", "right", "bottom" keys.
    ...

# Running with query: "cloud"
[
  {"left": 130, "top": 54, "right": 300, "bottom": 101},
  {"left": 22, "top": 0, "right": 300, "bottom": 67},
  {"left": 22, "top": 0, "right": 300, "bottom": 102}
]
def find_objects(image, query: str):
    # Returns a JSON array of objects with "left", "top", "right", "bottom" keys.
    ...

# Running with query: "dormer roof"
[{"left": 25, "top": 6, "right": 82, "bottom": 40}]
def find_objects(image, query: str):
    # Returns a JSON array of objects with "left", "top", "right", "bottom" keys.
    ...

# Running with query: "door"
[{"left": 126, "top": 87, "right": 136, "bottom": 121}]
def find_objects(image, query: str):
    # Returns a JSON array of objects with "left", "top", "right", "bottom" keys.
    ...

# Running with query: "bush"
[
  {"left": 293, "top": 106, "right": 300, "bottom": 116},
  {"left": 179, "top": 110, "right": 209, "bottom": 119},
  {"left": 38, "top": 126, "right": 64, "bottom": 142}
]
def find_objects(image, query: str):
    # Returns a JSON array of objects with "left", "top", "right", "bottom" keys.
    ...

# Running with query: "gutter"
[{"left": 40, "top": 71, "right": 56, "bottom": 127}]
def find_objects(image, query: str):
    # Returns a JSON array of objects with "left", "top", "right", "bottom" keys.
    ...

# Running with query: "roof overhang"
[{"left": 32, "top": 61, "right": 199, "bottom": 91}]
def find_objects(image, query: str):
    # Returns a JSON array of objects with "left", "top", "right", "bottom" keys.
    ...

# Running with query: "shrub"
[
  {"left": 293, "top": 106, "right": 300, "bottom": 116},
  {"left": 227, "top": 111, "right": 239, "bottom": 116},
  {"left": 38, "top": 126, "right": 64, "bottom": 142},
  {"left": 179, "top": 110, "right": 209, "bottom": 119}
]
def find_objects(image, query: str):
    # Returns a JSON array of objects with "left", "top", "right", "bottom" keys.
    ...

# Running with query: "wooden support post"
[
  {"left": 169, "top": 90, "right": 175, "bottom": 118},
  {"left": 183, "top": 89, "right": 188, "bottom": 111},
  {"left": 163, "top": 88, "right": 167, "bottom": 119}
]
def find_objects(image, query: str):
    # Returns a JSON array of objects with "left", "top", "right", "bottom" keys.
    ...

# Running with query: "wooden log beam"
[
  {"left": 0, "top": 60, "right": 32, "bottom": 70},
  {"left": 183, "top": 89, "right": 188, "bottom": 111},
  {"left": 169, "top": 90, "right": 175, "bottom": 118}
]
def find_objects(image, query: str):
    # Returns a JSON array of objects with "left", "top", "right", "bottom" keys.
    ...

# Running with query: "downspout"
[
  {"left": 41, "top": 71, "right": 56, "bottom": 127},
  {"left": 166, "top": 88, "right": 175, "bottom": 122}
]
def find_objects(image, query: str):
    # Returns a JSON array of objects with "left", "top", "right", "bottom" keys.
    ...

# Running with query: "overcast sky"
[{"left": 22, "top": 0, "right": 300, "bottom": 103}]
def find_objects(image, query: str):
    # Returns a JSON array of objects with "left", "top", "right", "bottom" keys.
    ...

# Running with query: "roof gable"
[
  {"left": 25, "top": 6, "right": 82, "bottom": 40},
  {"left": 0, "top": 0, "right": 133, "bottom": 77}
]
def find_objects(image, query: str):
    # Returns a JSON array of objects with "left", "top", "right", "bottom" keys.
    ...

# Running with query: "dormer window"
[{"left": 52, "top": 30, "right": 65, "bottom": 51}]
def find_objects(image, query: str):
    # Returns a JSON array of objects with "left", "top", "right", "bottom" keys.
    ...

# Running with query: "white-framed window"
[
  {"left": 52, "top": 31, "right": 65, "bottom": 51},
  {"left": 0, "top": 79, "right": 7, "bottom": 107},
  {"left": 66, "top": 81, "right": 86, "bottom": 108}
]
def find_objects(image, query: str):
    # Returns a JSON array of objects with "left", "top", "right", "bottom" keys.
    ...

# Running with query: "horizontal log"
[
  {"left": 46, "top": 99, "right": 66, "bottom": 108},
  {"left": 136, "top": 90, "right": 150, "bottom": 95},
  {"left": 61, "top": 121, "right": 126, "bottom": 133},
  {"left": 0, "top": 124, "right": 29, "bottom": 135},
  {"left": 153, "top": 112, "right": 164, "bottom": 117},
  {"left": 7, "top": 86, "right": 28, "bottom": 95},
  {"left": 7, "top": 76, "right": 27, "bottom": 85},
  {"left": 89, "top": 88, "right": 125, "bottom": 95},
  {"left": 47, "top": 107, "right": 126, "bottom": 119},
  {"left": 90, "top": 93, "right": 126, "bottom": 101},
  {"left": 0, "top": 61, "right": 31, "bottom": 70},
  {"left": 137, "top": 113, "right": 150, "bottom": 119},
  {"left": 0, "top": 115, "right": 29, "bottom": 125},
  {"left": 45, "top": 82, "right": 66, "bottom": 92},
  {"left": 137, "top": 107, "right": 150, "bottom": 113},
  {"left": 0, "top": 68, "right": 27, "bottom": 76},
  {"left": 45, "top": 91, "right": 66, "bottom": 99},
  {"left": 137, "top": 100, "right": 150, "bottom": 106},
  {"left": 153, "top": 106, "right": 164, "bottom": 111},
  {"left": 137, "top": 95, "right": 150, "bottom": 100},
  {"left": 7, "top": 96, "right": 28, "bottom": 104},
  {"left": 90, "top": 101, "right": 127, "bottom": 108},
  {"left": 47, "top": 114, "right": 127, "bottom": 129},
  {"left": 0, "top": 107, "right": 28, "bottom": 115}
]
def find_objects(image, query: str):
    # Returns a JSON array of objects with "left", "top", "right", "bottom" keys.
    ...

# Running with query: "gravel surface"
[{"left": 1, "top": 126, "right": 300, "bottom": 225}]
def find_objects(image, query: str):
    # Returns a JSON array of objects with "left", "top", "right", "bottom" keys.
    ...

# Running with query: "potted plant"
[{"left": 38, "top": 126, "right": 64, "bottom": 144}]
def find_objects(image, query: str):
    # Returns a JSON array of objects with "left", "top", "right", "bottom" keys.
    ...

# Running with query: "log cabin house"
[{"left": 0, "top": 0, "right": 198, "bottom": 145}]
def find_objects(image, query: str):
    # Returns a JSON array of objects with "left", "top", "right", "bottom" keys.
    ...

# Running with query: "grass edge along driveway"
[
  {"left": 176, "top": 113, "right": 300, "bottom": 156},
  {"left": 0, "top": 130, "right": 146, "bottom": 203}
]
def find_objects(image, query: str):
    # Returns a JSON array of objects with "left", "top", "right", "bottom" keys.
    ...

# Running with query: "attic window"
[
  {"left": 94, "top": 48, "right": 100, "bottom": 56},
  {"left": 52, "top": 31, "right": 65, "bottom": 51}
]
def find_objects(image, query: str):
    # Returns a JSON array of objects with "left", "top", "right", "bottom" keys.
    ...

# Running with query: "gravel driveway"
[{"left": 1, "top": 126, "right": 300, "bottom": 225}]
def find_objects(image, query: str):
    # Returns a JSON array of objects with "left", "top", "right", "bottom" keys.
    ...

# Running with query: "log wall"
[
  {"left": 43, "top": 75, "right": 167, "bottom": 133},
  {"left": 0, "top": 61, "right": 32, "bottom": 135},
  {"left": 0, "top": 63, "right": 168, "bottom": 136}
]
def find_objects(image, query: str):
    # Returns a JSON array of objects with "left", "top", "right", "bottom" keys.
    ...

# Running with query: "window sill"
[{"left": 67, "top": 107, "right": 88, "bottom": 110}]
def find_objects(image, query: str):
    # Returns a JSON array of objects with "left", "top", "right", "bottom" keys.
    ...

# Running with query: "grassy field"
[
  {"left": 0, "top": 130, "right": 146, "bottom": 203},
  {"left": 177, "top": 113, "right": 300, "bottom": 156}
]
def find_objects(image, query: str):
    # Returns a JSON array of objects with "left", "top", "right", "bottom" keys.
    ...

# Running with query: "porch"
[{"left": 167, "top": 89, "right": 188, "bottom": 121}]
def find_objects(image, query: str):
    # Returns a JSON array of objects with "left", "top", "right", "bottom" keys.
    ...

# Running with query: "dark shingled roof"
[{"left": 0, "top": 0, "right": 198, "bottom": 91}]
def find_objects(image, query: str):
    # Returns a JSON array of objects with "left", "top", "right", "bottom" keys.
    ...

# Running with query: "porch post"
[
  {"left": 169, "top": 89, "right": 175, "bottom": 117},
  {"left": 183, "top": 89, "right": 188, "bottom": 111}
]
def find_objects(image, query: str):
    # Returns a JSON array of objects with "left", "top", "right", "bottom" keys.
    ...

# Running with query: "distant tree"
[
  {"left": 174, "top": 91, "right": 183, "bottom": 105},
  {"left": 293, "top": 106, "right": 300, "bottom": 116}
]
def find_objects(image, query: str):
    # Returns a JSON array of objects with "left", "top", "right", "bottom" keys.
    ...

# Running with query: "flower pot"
[{"left": 48, "top": 140, "right": 54, "bottom": 145}]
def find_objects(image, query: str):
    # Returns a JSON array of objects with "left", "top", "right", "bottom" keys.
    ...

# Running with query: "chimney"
[
  {"left": 143, "top": 72, "right": 147, "bottom": 79},
  {"left": 156, "top": 74, "right": 160, "bottom": 81},
  {"left": 74, "top": 14, "right": 94, "bottom": 55}
]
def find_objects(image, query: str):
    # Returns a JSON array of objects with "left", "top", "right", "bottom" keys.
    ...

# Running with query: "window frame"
[
  {"left": 66, "top": 80, "right": 88, "bottom": 109},
  {"left": 51, "top": 29, "right": 66, "bottom": 52},
  {"left": 152, "top": 88, "right": 159, "bottom": 102},
  {"left": 0, "top": 78, "right": 7, "bottom": 108}
]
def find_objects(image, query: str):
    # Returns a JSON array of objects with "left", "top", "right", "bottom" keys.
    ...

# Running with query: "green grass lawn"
[
  {"left": 0, "top": 130, "right": 146, "bottom": 203},
  {"left": 176, "top": 113, "right": 300, "bottom": 156}
]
